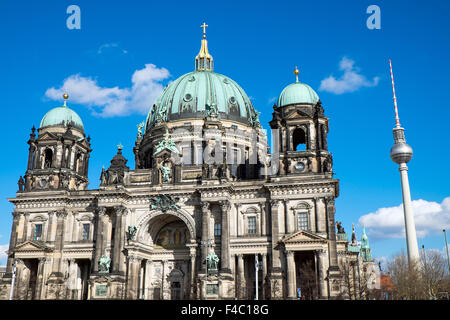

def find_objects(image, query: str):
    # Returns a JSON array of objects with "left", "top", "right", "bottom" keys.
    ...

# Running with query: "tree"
[
  {"left": 386, "top": 249, "right": 450, "bottom": 300},
  {"left": 420, "top": 249, "right": 449, "bottom": 299}
]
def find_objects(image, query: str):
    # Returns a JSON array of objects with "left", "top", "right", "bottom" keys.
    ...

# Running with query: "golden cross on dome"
[{"left": 201, "top": 22, "right": 208, "bottom": 38}]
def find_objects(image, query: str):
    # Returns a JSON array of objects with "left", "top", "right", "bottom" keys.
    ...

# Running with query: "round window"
[{"left": 294, "top": 162, "right": 305, "bottom": 172}]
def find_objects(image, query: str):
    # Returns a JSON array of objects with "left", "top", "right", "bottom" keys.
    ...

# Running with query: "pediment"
[
  {"left": 37, "top": 132, "right": 58, "bottom": 141},
  {"left": 14, "top": 240, "right": 53, "bottom": 252},
  {"left": 285, "top": 109, "right": 311, "bottom": 119},
  {"left": 281, "top": 230, "right": 327, "bottom": 244}
]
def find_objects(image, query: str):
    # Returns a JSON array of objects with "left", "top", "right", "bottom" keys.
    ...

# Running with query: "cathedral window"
[
  {"left": 82, "top": 223, "right": 90, "bottom": 240},
  {"left": 214, "top": 223, "right": 221, "bottom": 237},
  {"left": 297, "top": 212, "right": 309, "bottom": 231},
  {"left": 34, "top": 224, "right": 42, "bottom": 241},
  {"left": 293, "top": 127, "right": 306, "bottom": 151},
  {"left": 182, "top": 146, "right": 192, "bottom": 165},
  {"left": 248, "top": 216, "right": 256, "bottom": 234},
  {"left": 195, "top": 146, "right": 203, "bottom": 165},
  {"left": 44, "top": 148, "right": 53, "bottom": 168}
]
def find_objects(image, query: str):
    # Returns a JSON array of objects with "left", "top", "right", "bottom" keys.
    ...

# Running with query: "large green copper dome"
[
  {"left": 145, "top": 70, "right": 260, "bottom": 131},
  {"left": 145, "top": 29, "right": 260, "bottom": 131},
  {"left": 40, "top": 104, "right": 84, "bottom": 132}
]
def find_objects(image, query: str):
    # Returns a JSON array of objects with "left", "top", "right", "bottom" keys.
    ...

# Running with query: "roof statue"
[{"left": 153, "top": 130, "right": 180, "bottom": 155}]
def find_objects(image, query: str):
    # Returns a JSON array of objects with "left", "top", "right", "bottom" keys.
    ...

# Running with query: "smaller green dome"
[
  {"left": 277, "top": 82, "right": 319, "bottom": 107},
  {"left": 40, "top": 105, "right": 84, "bottom": 132}
]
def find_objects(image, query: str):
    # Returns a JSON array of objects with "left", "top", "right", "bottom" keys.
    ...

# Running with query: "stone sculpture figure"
[
  {"left": 161, "top": 163, "right": 171, "bottom": 183},
  {"left": 335, "top": 221, "right": 345, "bottom": 234},
  {"left": 18, "top": 176, "right": 25, "bottom": 191},
  {"left": 99, "top": 255, "right": 111, "bottom": 273},
  {"left": 127, "top": 225, "right": 137, "bottom": 241},
  {"left": 206, "top": 251, "right": 219, "bottom": 272},
  {"left": 137, "top": 121, "right": 145, "bottom": 138},
  {"left": 100, "top": 167, "right": 107, "bottom": 186}
]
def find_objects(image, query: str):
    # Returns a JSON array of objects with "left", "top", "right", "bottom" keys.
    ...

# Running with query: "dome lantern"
[{"left": 195, "top": 22, "right": 214, "bottom": 71}]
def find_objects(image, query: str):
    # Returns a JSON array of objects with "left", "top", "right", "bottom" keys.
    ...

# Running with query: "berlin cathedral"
[{"left": 0, "top": 24, "right": 376, "bottom": 300}]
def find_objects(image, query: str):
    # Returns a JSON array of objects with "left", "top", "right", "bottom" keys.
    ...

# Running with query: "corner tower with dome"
[{"left": 1, "top": 24, "right": 360, "bottom": 300}]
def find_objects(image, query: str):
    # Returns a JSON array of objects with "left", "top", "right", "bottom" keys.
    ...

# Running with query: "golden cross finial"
[{"left": 201, "top": 22, "right": 208, "bottom": 38}]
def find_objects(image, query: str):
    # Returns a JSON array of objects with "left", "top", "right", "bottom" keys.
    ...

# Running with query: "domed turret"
[
  {"left": 277, "top": 67, "right": 319, "bottom": 107},
  {"left": 40, "top": 94, "right": 84, "bottom": 133}
]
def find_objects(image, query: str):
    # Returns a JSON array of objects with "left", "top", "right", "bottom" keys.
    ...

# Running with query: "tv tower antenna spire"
[{"left": 389, "top": 60, "right": 420, "bottom": 264}]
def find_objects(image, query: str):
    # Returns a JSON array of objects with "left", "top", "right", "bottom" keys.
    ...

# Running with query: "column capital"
[
  {"left": 97, "top": 206, "right": 107, "bottom": 216},
  {"left": 114, "top": 206, "right": 128, "bottom": 216},
  {"left": 12, "top": 211, "right": 21, "bottom": 219},
  {"left": 324, "top": 196, "right": 335, "bottom": 204},
  {"left": 201, "top": 202, "right": 210, "bottom": 213},
  {"left": 218, "top": 200, "right": 231, "bottom": 212},
  {"left": 270, "top": 199, "right": 281, "bottom": 207},
  {"left": 56, "top": 210, "right": 68, "bottom": 219},
  {"left": 285, "top": 250, "right": 294, "bottom": 257}
]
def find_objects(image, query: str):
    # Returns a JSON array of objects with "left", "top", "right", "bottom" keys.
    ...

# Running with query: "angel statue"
[
  {"left": 98, "top": 255, "right": 111, "bottom": 273},
  {"left": 206, "top": 251, "right": 219, "bottom": 272},
  {"left": 161, "top": 163, "right": 172, "bottom": 183},
  {"left": 137, "top": 121, "right": 145, "bottom": 138}
]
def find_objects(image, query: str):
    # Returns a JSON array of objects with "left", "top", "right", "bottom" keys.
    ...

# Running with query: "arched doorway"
[{"left": 139, "top": 213, "right": 193, "bottom": 300}]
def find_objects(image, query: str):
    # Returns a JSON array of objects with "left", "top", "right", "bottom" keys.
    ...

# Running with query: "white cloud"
[
  {"left": 0, "top": 243, "right": 8, "bottom": 266},
  {"left": 97, "top": 43, "right": 128, "bottom": 55},
  {"left": 45, "top": 63, "right": 170, "bottom": 117},
  {"left": 358, "top": 197, "right": 450, "bottom": 239},
  {"left": 319, "top": 57, "right": 379, "bottom": 94}
]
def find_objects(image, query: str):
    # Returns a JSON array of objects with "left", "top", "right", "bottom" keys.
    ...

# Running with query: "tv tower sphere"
[{"left": 390, "top": 134, "right": 413, "bottom": 164}]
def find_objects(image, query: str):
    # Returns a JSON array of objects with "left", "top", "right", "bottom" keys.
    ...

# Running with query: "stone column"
[
  {"left": 286, "top": 250, "right": 296, "bottom": 299},
  {"left": 235, "top": 203, "right": 241, "bottom": 236},
  {"left": 219, "top": 200, "right": 231, "bottom": 273},
  {"left": 262, "top": 253, "right": 267, "bottom": 299},
  {"left": 126, "top": 255, "right": 141, "bottom": 299},
  {"left": 21, "top": 213, "right": 29, "bottom": 242},
  {"left": 313, "top": 197, "right": 319, "bottom": 233},
  {"left": 71, "top": 212, "right": 78, "bottom": 242},
  {"left": 46, "top": 211, "right": 55, "bottom": 242},
  {"left": 144, "top": 260, "right": 152, "bottom": 299},
  {"left": 201, "top": 202, "right": 210, "bottom": 271},
  {"left": 50, "top": 210, "right": 68, "bottom": 278},
  {"left": 284, "top": 200, "right": 289, "bottom": 234},
  {"left": 93, "top": 207, "right": 106, "bottom": 273},
  {"left": 189, "top": 252, "right": 196, "bottom": 299},
  {"left": 35, "top": 257, "right": 46, "bottom": 300},
  {"left": 325, "top": 197, "right": 339, "bottom": 269},
  {"left": 260, "top": 202, "right": 267, "bottom": 236},
  {"left": 317, "top": 249, "right": 328, "bottom": 299},
  {"left": 237, "top": 254, "right": 245, "bottom": 299},
  {"left": 112, "top": 206, "right": 127, "bottom": 274},
  {"left": 4, "top": 212, "right": 20, "bottom": 276},
  {"left": 270, "top": 200, "right": 282, "bottom": 271}
]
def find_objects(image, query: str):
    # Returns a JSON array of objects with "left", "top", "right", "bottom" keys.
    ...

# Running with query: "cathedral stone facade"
[{"left": 0, "top": 27, "right": 375, "bottom": 300}]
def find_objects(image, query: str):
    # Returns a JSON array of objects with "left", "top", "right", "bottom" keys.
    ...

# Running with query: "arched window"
[
  {"left": 75, "top": 153, "right": 82, "bottom": 174},
  {"left": 44, "top": 148, "right": 53, "bottom": 168},
  {"left": 293, "top": 128, "right": 306, "bottom": 151}
]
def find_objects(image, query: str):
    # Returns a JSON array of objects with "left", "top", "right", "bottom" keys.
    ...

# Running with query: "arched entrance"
[{"left": 138, "top": 212, "right": 193, "bottom": 300}]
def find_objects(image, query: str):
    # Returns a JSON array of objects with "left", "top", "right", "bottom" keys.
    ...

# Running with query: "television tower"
[{"left": 389, "top": 60, "right": 420, "bottom": 264}]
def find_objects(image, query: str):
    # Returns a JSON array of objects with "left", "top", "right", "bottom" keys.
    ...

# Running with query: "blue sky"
[{"left": 1, "top": 0, "right": 449, "bottom": 267}]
